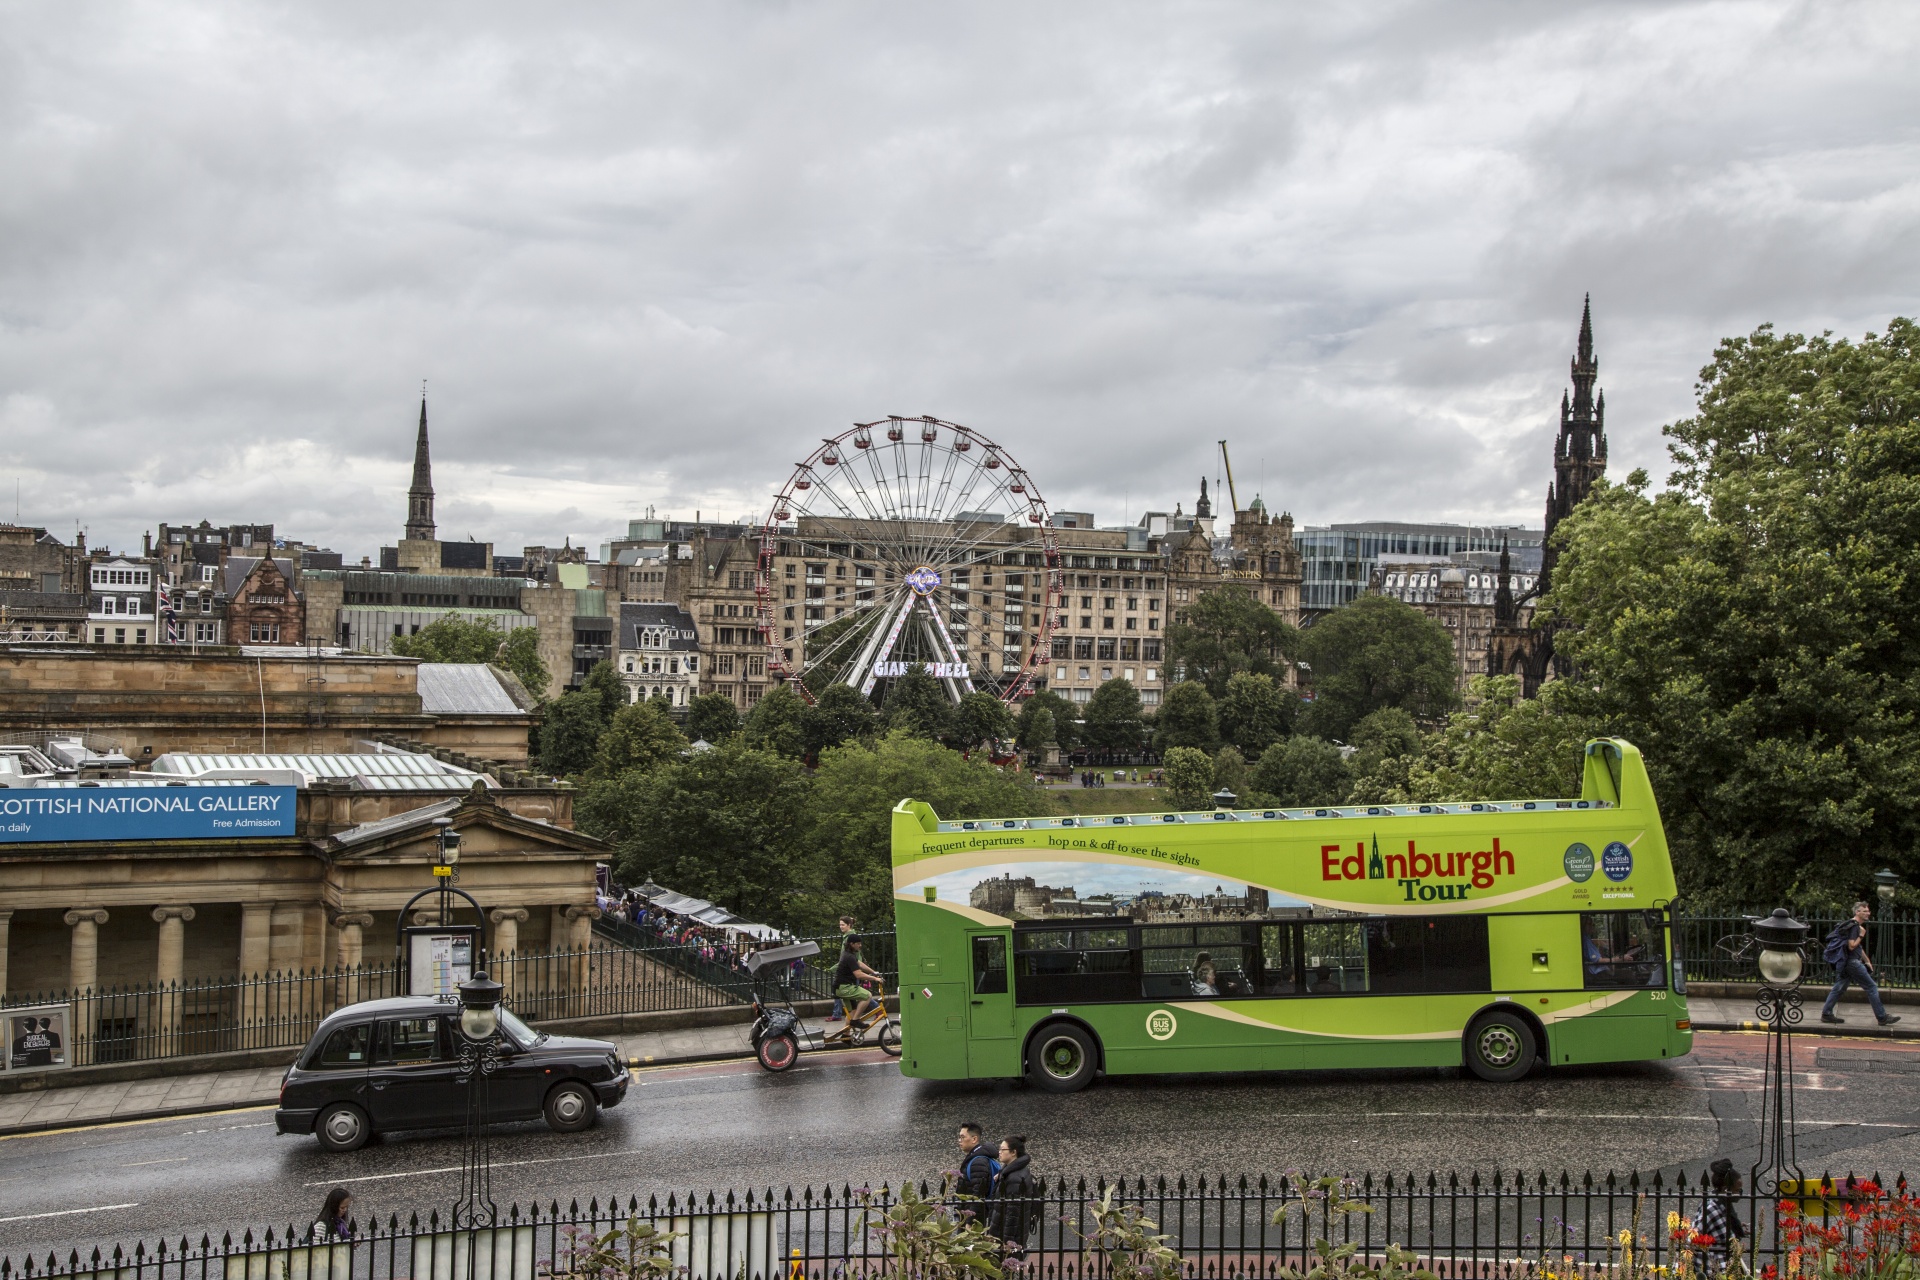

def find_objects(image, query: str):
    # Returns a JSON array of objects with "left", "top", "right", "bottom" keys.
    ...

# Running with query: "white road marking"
[
  {"left": 122, "top": 1157, "right": 191, "bottom": 1167},
  {"left": 306, "top": 1149, "right": 630, "bottom": 1188},
  {"left": 0, "top": 1203, "right": 138, "bottom": 1224}
]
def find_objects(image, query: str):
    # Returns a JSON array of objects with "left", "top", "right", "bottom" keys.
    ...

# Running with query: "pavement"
[
  {"left": 1, "top": 994, "right": 1906, "bottom": 1139},
  {"left": 8, "top": 1031, "right": 1920, "bottom": 1263}
]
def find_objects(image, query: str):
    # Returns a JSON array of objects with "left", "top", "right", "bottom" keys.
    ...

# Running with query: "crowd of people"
[{"left": 600, "top": 886, "right": 795, "bottom": 980}]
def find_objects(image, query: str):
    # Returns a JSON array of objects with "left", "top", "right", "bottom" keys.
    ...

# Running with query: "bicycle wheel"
[{"left": 878, "top": 1019, "right": 902, "bottom": 1057}]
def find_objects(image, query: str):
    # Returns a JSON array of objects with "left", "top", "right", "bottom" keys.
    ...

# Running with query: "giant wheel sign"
[{"left": 757, "top": 416, "right": 1061, "bottom": 707}]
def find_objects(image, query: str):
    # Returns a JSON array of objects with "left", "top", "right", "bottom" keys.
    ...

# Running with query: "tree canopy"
[
  {"left": 1216, "top": 671, "right": 1294, "bottom": 758},
  {"left": 1016, "top": 690, "right": 1079, "bottom": 752},
  {"left": 538, "top": 691, "right": 609, "bottom": 777},
  {"left": 1164, "top": 585, "right": 1298, "bottom": 696},
  {"left": 1082, "top": 679, "right": 1145, "bottom": 752},
  {"left": 1297, "top": 596, "right": 1459, "bottom": 741},
  {"left": 388, "top": 615, "right": 549, "bottom": 701},
  {"left": 683, "top": 692, "right": 742, "bottom": 744},
  {"left": 950, "top": 690, "right": 1016, "bottom": 753},
  {"left": 1546, "top": 318, "right": 1920, "bottom": 907},
  {"left": 1250, "top": 735, "right": 1348, "bottom": 808},
  {"left": 1160, "top": 746, "right": 1213, "bottom": 810},
  {"left": 743, "top": 683, "right": 808, "bottom": 758},
  {"left": 880, "top": 665, "right": 953, "bottom": 740},
  {"left": 804, "top": 682, "right": 878, "bottom": 756},
  {"left": 593, "top": 698, "right": 687, "bottom": 778},
  {"left": 1154, "top": 681, "right": 1219, "bottom": 752}
]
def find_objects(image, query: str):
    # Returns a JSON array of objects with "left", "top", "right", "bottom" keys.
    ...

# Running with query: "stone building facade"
[
  {"left": 0, "top": 758, "right": 604, "bottom": 1061},
  {"left": 224, "top": 556, "right": 305, "bottom": 646}
]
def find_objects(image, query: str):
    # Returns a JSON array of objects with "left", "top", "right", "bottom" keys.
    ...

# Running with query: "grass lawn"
[{"left": 1044, "top": 786, "right": 1176, "bottom": 816}]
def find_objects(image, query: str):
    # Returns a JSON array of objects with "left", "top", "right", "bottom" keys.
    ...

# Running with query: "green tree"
[
  {"left": 1016, "top": 690, "right": 1079, "bottom": 752},
  {"left": 743, "top": 683, "right": 808, "bottom": 758},
  {"left": 537, "top": 690, "right": 608, "bottom": 777},
  {"left": 1342, "top": 706, "right": 1425, "bottom": 804},
  {"left": 1154, "top": 681, "right": 1219, "bottom": 752},
  {"left": 389, "top": 614, "right": 506, "bottom": 664},
  {"left": 1211, "top": 746, "right": 1249, "bottom": 803},
  {"left": 1163, "top": 584, "right": 1299, "bottom": 696},
  {"left": 1082, "top": 679, "right": 1145, "bottom": 753},
  {"left": 1161, "top": 746, "right": 1214, "bottom": 810},
  {"left": 950, "top": 691, "right": 1016, "bottom": 753},
  {"left": 582, "top": 659, "right": 628, "bottom": 720},
  {"left": 683, "top": 692, "right": 743, "bottom": 744},
  {"left": 1216, "top": 672, "right": 1294, "bottom": 758},
  {"left": 1394, "top": 676, "right": 1594, "bottom": 805},
  {"left": 1024, "top": 707, "right": 1056, "bottom": 759},
  {"left": 1251, "top": 736, "right": 1349, "bottom": 807},
  {"left": 497, "top": 628, "right": 551, "bottom": 702},
  {"left": 593, "top": 699, "right": 687, "bottom": 778},
  {"left": 1543, "top": 317, "right": 1920, "bottom": 905},
  {"left": 796, "top": 732, "right": 1046, "bottom": 928},
  {"left": 600, "top": 740, "right": 813, "bottom": 922},
  {"left": 804, "top": 682, "right": 879, "bottom": 756},
  {"left": 881, "top": 665, "right": 953, "bottom": 740},
  {"left": 1297, "top": 596, "right": 1460, "bottom": 741}
]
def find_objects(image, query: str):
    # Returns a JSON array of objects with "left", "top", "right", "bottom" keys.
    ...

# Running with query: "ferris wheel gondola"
[{"left": 757, "top": 417, "right": 1062, "bottom": 707}]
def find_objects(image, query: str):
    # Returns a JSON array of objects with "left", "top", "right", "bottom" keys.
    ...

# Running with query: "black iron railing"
[
  {"left": 0, "top": 932, "right": 902, "bottom": 1069},
  {"left": 0, "top": 1169, "right": 1899, "bottom": 1280},
  {"left": 1678, "top": 911, "right": 1920, "bottom": 989}
]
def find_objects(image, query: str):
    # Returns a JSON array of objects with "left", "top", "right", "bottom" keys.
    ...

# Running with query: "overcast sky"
[{"left": 3, "top": 2, "right": 1917, "bottom": 559}]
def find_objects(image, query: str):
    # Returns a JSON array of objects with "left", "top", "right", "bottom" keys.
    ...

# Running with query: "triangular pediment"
[{"left": 323, "top": 791, "right": 608, "bottom": 862}]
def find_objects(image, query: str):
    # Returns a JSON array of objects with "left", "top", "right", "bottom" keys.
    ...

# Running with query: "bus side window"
[
  {"left": 1580, "top": 911, "right": 1665, "bottom": 990},
  {"left": 1302, "top": 922, "right": 1368, "bottom": 994},
  {"left": 1259, "top": 925, "right": 1297, "bottom": 995},
  {"left": 972, "top": 936, "right": 1008, "bottom": 995}
]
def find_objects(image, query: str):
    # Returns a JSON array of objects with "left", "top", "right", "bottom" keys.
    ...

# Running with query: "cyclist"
[{"left": 835, "top": 935, "right": 884, "bottom": 1024}]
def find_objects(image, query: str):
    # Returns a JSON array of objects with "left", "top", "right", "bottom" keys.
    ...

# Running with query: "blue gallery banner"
[{"left": 0, "top": 786, "right": 298, "bottom": 843}]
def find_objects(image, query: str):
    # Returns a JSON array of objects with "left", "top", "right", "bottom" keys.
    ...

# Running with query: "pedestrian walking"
[
  {"left": 829, "top": 916, "right": 856, "bottom": 1021},
  {"left": 312, "top": 1187, "right": 354, "bottom": 1241},
  {"left": 1695, "top": 1159, "right": 1747, "bottom": 1275},
  {"left": 956, "top": 1121, "right": 998, "bottom": 1204},
  {"left": 1821, "top": 901, "right": 1901, "bottom": 1026},
  {"left": 989, "top": 1135, "right": 1037, "bottom": 1262}
]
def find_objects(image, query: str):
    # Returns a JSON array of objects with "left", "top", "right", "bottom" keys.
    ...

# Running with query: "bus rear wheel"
[
  {"left": 1027, "top": 1024, "right": 1097, "bottom": 1093},
  {"left": 1465, "top": 1011, "right": 1537, "bottom": 1082}
]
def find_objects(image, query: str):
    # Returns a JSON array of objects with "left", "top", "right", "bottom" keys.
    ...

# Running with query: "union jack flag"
[{"left": 157, "top": 581, "right": 180, "bottom": 643}]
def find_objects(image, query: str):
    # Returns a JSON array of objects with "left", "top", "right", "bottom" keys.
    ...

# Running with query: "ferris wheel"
[{"left": 756, "top": 416, "right": 1062, "bottom": 707}]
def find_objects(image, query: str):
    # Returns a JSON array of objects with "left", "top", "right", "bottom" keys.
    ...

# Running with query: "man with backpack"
[
  {"left": 1821, "top": 900, "right": 1901, "bottom": 1026},
  {"left": 956, "top": 1122, "right": 999, "bottom": 1205}
]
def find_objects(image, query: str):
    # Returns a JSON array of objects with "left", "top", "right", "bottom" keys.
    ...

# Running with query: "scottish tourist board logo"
[
  {"left": 1145, "top": 1009, "right": 1178, "bottom": 1041},
  {"left": 1602, "top": 841, "right": 1633, "bottom": 882},
  {"left": 906, "top": 566, "right": 941, "bottom": 596},
  {"left": 1563, "top": 842, "right": 1595, "bottom": 883}
]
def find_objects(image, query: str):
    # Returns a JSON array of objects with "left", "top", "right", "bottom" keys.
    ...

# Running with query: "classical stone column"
[
  {"left": 238, "top": 902, "right": 274, "bottom": 1028},
  {"left": 563, "top": 904, "right": 602, "bottom": 1010},
  {"left": 489, "top": 908, "right": 529, "bottom": 960},
  {"left": 64, "top": 908, "right": 109, "bottom": 1067},
  {"left": 0, "top": 909, "right": 12, "bottom": 1002},
  {"left": 331, "top": 912, "right": 375, "bottom": 1006},
  {"left": 151, "top": 906, "right": 196, "bottom": 1056},
  {"left": 64, "top": 908, "right": 109, "bottom": 992}
]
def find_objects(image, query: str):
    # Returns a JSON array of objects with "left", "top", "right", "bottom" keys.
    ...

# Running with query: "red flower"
[{"left": 1690, "top": 1233, "right": 1716, "bottom": 1248}]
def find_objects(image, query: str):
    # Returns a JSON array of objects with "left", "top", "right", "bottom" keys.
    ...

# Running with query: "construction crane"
[{"left": 1217, "top": 440, "right": 1241, "bottom": 514}]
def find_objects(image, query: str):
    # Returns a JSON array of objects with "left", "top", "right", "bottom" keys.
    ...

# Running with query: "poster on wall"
[
  {"left": 406, "top": 929, "right": 476, "bottom": 997},
  {"left": 4, "top": 1003, "right": 71, "bottom": 1073}
]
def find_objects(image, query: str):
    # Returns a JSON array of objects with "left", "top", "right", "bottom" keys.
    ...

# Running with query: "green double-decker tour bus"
[{"left": 891, "top": 738, "right": 1691, "bottom": 1091}]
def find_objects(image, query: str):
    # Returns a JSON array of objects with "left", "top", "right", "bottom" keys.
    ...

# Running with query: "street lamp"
[
  {"left": 1875, "top": 869, "right": 1901, "bottom": 906},
  {"left": 1212, "top": 788, "right": 1238, "bottom": 810},
  {"left": 1749, "top": 907, "right": 1810, "bottom": 1200},
  {"left": 453, "top": 971, "right": 504, "bottom": 1238}
]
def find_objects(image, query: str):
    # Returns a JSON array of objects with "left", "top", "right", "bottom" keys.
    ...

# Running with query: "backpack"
[
  {"left": 962, "top": 1147, "right": 1001, "bottom": 1189},
  {"left": 1823, "top": 921, "right": 1854, "bottom": 966}
]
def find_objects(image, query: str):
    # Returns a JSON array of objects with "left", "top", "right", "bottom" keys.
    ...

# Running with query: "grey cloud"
[{"left": 1, "top": 0, "right": 1916, "bottom": 557}]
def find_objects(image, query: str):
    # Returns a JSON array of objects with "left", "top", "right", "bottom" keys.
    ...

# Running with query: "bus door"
[{"left": 966, "top": 932, "right": 1019, "bottom": 1076}]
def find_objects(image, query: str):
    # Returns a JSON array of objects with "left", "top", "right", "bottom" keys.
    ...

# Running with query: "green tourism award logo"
[{"left": 1564, "top": 842, "right": 1595, "bottom": 883}]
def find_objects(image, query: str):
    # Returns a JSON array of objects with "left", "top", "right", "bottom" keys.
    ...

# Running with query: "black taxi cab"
[{"left": 275, "top": 996, "right": 629, "bottom": 1151}]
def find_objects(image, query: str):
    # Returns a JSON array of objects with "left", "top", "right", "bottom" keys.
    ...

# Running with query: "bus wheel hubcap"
[
  {"left": 1479, "top": 1027, "right": 1519, "bottom": 1066},
  {"left": 1041, "top": 1036, "right": 1082, "bottom": 1078}
]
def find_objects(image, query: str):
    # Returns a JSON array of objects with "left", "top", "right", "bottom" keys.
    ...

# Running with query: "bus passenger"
[{"left": 1191, "top": 954, "right": 1220, "bottom": 996}]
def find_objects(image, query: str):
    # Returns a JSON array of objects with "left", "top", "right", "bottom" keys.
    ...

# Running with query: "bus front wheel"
[
  {"left": 1027, "top": 1024, "right": 1098, "bottom": 1093},
  {"left": 1465, "top": 1011, "right": 1537, "bottom": 1082}
]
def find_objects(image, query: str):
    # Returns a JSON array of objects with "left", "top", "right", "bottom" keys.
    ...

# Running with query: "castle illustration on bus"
[{"left": 891, "top": 738, "right": 1690, "bottom": 1091}]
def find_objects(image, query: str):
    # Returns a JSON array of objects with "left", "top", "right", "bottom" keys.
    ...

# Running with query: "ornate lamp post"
[
  {"left": 453, "top": 971, "right": 504, "bottom": 1239},
  {"left": 1874, "top": 869, "right": 1901, "bottom": 906},
  {"left": 1749, "top": 907, "right": 1810, "bottom": 1199},
  {"left": 1212, "top": 788, "right": 1238, "bottom": 810}
]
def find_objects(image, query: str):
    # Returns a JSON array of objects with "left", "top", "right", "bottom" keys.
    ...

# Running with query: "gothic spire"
[
  {"left": 1494, "top": 535, "right": 1516, "bottom": 624},
  {"left": 405, "top": 394, "right": 436, "bottom": 542}
]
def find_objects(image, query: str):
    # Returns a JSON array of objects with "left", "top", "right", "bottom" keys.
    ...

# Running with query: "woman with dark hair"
[
  {"left": 313, "top": 1187, "right": 355, "bottom": 1242},
  {"left": 989, "top": 1136, "right": 1038, "bottom": 1263},
  {"left": 1697, "top": 1159, "right": 1747, "bottom": 1274}
]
